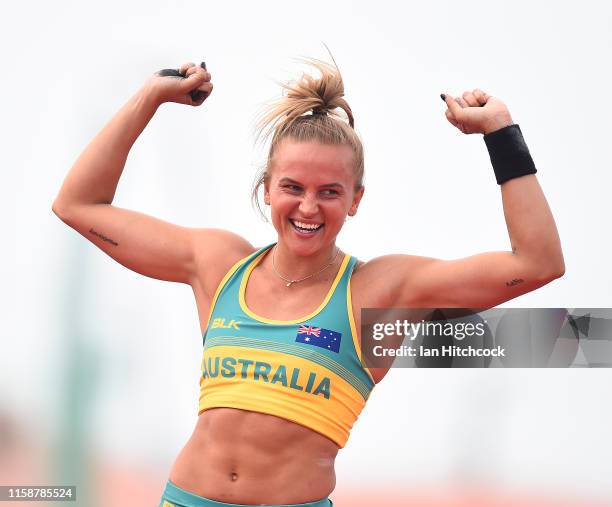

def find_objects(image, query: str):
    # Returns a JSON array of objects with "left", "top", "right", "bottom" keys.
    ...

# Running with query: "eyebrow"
[{"left": 278, "top": 177, "right": 345, "bottom": 189}]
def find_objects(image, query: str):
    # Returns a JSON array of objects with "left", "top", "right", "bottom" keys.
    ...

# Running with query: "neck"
[{"left": 271, "top": 242, "right": 340, "bottom": 283}]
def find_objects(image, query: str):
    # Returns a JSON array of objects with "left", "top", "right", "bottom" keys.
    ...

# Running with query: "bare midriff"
[{"left": 168, "top": 407, "right": 338, "bottom": 505}]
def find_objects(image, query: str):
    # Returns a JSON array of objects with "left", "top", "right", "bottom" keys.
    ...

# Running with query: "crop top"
[{"left": 198, "top": 244, "right": 375, "bottom": 448}]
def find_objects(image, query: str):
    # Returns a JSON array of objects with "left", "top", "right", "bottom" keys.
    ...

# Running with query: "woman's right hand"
[{"left": 145, "top": 62, "right": 213, "bottom": 107}]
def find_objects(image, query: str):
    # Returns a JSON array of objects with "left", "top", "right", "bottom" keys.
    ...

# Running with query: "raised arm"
[
  {"left": 52, "top": 62, "right": 252, "bottom": 288},
  {"left": 360, "top": 89, "right": 564, "bottom": 309}
]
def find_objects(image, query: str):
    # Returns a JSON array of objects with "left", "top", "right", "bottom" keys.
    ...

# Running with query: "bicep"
[
  {"left": 364, "top": 252, "right": 557, "bottom": 309},
  {"left": 401, "top": 252, "right": 555, "bottom": 308},
  {"left": 54, "top": 203, "right": 221, "bottom": 285}
]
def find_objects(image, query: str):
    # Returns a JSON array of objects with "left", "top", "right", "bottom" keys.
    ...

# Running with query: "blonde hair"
[{"left": 252, "top": 55, "right": 364, "bottom": 219}]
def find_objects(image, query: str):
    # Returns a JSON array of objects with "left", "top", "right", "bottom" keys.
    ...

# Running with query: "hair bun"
[{"left": 255, "top": 56, "right": 354, "bottom": 145}]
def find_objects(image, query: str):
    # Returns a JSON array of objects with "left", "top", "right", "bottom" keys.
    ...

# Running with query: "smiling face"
[{"left": 264, "top": 140, "right": 364, "bottom": 258}]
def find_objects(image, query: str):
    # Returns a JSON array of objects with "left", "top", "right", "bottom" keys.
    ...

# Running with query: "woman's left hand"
[{"left": 442, "top": 89, "right": 514, "bottom": 135}]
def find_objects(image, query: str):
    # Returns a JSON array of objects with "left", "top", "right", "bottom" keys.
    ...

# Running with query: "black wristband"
[{"left": 483, "top": 124, "right": 537, "bottom": 185}]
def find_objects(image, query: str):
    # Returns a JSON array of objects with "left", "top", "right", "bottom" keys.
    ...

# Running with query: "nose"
[{"left": 298, "top": 192, "right": 319, "bottom": 216}]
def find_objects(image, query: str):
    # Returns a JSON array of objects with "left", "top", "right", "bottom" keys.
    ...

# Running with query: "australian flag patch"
[{"left": 295, "top": 324, "right": 341, "bottom": 353}]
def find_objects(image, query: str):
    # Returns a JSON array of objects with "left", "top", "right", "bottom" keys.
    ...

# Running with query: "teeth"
[{"left": 292, "top": 220, "right": 322, "bottom": 231}]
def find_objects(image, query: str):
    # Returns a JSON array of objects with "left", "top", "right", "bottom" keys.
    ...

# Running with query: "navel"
[{"left": 230, "top": 472, "right": 238, "bottom": 482}]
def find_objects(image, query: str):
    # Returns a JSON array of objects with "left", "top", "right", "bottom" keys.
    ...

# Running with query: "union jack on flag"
[
  {"left": 295, "top": 323, "right": 341, "bottom": 353},
  {"left": 298, "top": 325, "right": 321, "bottom": 337}
]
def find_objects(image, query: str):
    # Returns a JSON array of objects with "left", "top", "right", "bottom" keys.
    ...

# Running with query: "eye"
[
  {"left": 282, "top": 184, "right": 302, "bottom": 193},
  {"left": 320, "top": 189, "right": 340, "bottom": 197}
]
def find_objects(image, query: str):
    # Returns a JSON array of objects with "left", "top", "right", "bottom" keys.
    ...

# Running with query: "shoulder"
[
  {"left": 190, "top": 228, "right": 257, "bottom": 297},
  {"left": 350, "top": 254, "right": 438, "bottom": 307},
  {"left": 192, "top": 228, "right": 255, "bottom": 254}
]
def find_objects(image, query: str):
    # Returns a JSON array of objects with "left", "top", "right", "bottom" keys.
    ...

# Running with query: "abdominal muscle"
[{"left": 168, "top": 407, "right": 338, "bottom": 505}]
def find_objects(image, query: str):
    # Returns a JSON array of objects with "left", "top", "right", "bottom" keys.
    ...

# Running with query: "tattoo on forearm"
[
  {"left": 506, "top": 278, "right": 524, "bottom": 287},
  {"left": 89, "top": 228, "right": 119, "bottom": 246}
]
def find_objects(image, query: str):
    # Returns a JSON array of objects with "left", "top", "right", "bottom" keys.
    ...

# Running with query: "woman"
[{"left": 52, "top": 57, "right": 564, "bottom": 507}]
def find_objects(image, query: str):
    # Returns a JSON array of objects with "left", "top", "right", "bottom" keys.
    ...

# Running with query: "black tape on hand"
[
  {"left": 483, "top": 124, "right": 537, "bottom": 185},
  {"left": 157, "top": 61, "right": 207, "bottom": 102}
]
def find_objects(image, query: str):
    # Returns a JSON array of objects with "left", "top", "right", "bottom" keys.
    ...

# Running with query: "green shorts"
[{"left": 159, "top": 481, "right": 333, "bottom": 507}]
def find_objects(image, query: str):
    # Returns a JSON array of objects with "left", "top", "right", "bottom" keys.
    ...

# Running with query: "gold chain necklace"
[{"left": 271, "top": 245, "right": 340, "bottom": 287}]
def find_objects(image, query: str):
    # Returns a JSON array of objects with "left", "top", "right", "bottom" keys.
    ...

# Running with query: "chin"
[{"left": 284, "top": 230, "right": 339, "bottom": 258}]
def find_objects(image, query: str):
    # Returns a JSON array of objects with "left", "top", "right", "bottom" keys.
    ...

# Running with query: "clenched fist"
[
  {"left": 145, "top": 61, "right": 213, "bottom": 107},
  {"left": 442, "top": 89, "right": 513, "bottom": 135}
]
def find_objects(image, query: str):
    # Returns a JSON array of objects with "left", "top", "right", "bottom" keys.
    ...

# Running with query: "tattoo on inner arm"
[
  {"left": 506, "top": 278, "right": 524, "bottom": 287},
  {"left": 89, "top": 228, "right": 119, "bottom": 247}
]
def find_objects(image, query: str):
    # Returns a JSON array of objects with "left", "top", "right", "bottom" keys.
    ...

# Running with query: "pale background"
[{"left": 2, "top": 1, "right": 611, "bottom": 506}]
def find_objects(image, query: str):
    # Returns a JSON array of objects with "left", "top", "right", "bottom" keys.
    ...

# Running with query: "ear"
[
  {"left": 348, "top": 186, "right": 364, "bottom": 216},
  {"left": 263, "top": 179, "right": 270, "bottom": 205}
]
